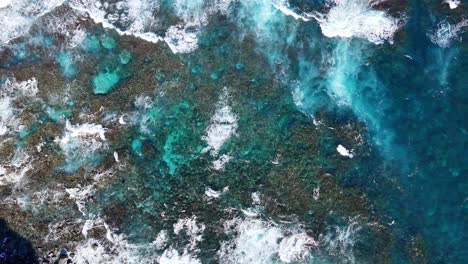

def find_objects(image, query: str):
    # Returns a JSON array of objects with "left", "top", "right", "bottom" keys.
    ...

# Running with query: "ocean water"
[{"left": 0, "top": 0, "right": 467, "bottom": 263}]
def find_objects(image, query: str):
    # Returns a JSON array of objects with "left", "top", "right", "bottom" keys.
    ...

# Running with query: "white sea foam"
[
  {"left": 45, "top": 219, "right": 82, "bottom": 243},
  {"left": 0, "top": 97, "right": 14, "bottom": 136},
  {"left": 0, "top": 77, "right": 38, "bottom": 136},
  {"left": 113, "top": 151, "right": 120, "bottom": 163},
  {"left": 309, "top": 0, "right": 401, "bottom": 44},
  {"left": 154, "top": 215, "right": 206, "bottom": 263},
  {"left": 153, "top": 230, "right": 169, "bottom": 250},
  {"left": 271, "top": 0, "right": 310, "bottom": 21},
  {"left": 1, "top": 0, "right": 234, "bottom": 53},
  {"left": 15, "top": 187, "right": 66, "bottom": 213},
  {"left": 444, "top": 0, "right": 460, "bottom": 9},
  {"left": 158, "top": 248, "right": 201, "bottom": 264},
  {"left": 279, "top": 233, "right": 318, "bottom": 263},
  {"left": 55, "top": 120, "right": 108, "bottom": 170},
  {"left": 64, "top": 162, "right": 203, "bottom": 263},
  {"left": 173, "top": 216, "right": 206, "bottom": 250},
  {"left": 202, "top": 87, "right": 238, "bottom": 156},
  {"left": 165, "top": 0, "right": 234, "bottom": 52},
  {"left": 337, "top": 144, "right": 354, "bottom": 158},
  {"left": 63, "top": 120, "right": 106, "bottom": 141},
  {"left": 219, "top": 216, "right": 316, "bottom": 263},
  {"left": 66, "top": 185, "right": 95, "bottom": 215},
  {"left": 291, "top": 84, "right": 305, "bottom": 109},
  {"left": 427, "top": 19, "right": 468, "bottom": 48},
  {"left": 0, "top": 0, "right": 65, "bottom": 45},
  {"left": 55, "top": 120, "right": 106, "bottom": 147},
  {"left": 118, "top": 115, "right": 127, "bottom": 125},
  {"left": 69, "top": 0, "right": 234, "bottom": 53},
  {"left": 0, "top": 147, "right": 32, "bottom": 186},
  {"left": 313, "top": 186, "right": 320, "bottom": 200},
  {"left": 164, "top": 24, "right": 200, "bottom": 54},
  {"left": 67, "top": 190, "right": 161, "bottom": 263},
  {"left": 72, "top": 213, "right": 172, "bottom": 263},
  {"left": 219, "top": 217, "right": 284, "bottom": 263},
  {"left": 0, "top": 0, "right": 13, "bottom": 9},
  {"left": 73, "top": 236, "right": 150, "bottom": 264},
  {"left": 0, "top": 77, "right": 38, "bottom": 186},
  {"left": 212, "top": 154, "right": 232, "bottom": 170},
  {"left": 218, "top": 192, "right": 318, "bottom": 263},
  {"left": 320, "top": 220, "right": 362, "bottom": 263},
  {"left": 205, "top": 187, "right": 222, "bottom": 198},
  {"left": 69, "top": 0, "right": 163, "bottom": 44}
]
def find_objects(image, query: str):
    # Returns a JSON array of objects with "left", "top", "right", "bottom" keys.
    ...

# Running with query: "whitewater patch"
[
  {"left": 1, "top": 0, "right": 235, "bottom": 53},
  {"left": 73, "top": 215, "right": 204, "bottom": 264},
  {"left": 202, "top": 87, "right": 238, "bottom": 169},
  {"left": 211, "top": 154, "right": 232, "bottom": 170},
  {"left": 444, "top": 0, "right": 460, "bottom": 9},
  {"left": 0, "top": 147, "right": 32, "bottom": 186},
  {"left": 205, "top": 187, "right": 222, "bottom": 198},
  {"left": 69, "top": 0, "right": 163, "bottom": 44},
  {"left": 216, "top": 190, "right": 368, "bottom": 263},
  {"left": 0, "top": 77, "right": 38, "bottom": 136},
  {"left": 73, "top": 236, "right": 152, "bottom": 264},
  {"left": 55, "top": 120, "right": 106, "bottom": 151},
  {"left": 55, "top": 120, "right": 108, "bottom": 171},
  {"left": 308, "top": 0, "right": 401, "bottom": 44},
  {"left": 65, "top": 184, "right": 160, "bottom": 263},
  {"left": 218, "top": 192, "right": 317, "bottom": 263},
  {"left": 270, "top": 0, "right": 311, "bottom": 21},
  {"left": 69, "top": 0, "right": 234, "bottom": 53},
  {"left": 279, "top": 233, "right": 318, "bottom": 263},
  {"left": 427, "top": 19, "right": 468, "bottom": 48},
  {"left": 337, "top": 144, "right": 354, "bottom": 158},
  {"left": 165, "top": 0, "right": 235, "bottom": 52},
  {"left": 218, "top": 216, "right": 317, "bottom": 263},
  {"left": 0, "top": 0, "right": 65, "bottom": 45},
  {"left": 0, "top": 77, "right": 38, "bottom": 187},
  {"left": 164, "top": 24, "right": 200, "bottom": 54},
  {"left": 158, "top": 248, "right": 201, "bottom": 264},
  {"left": 67, "top": 183, "right": 205, "bottom": 264},
  {"left": 173, "top": 216, "right": 206, "bottom": 250},
  {"left": 320, "top": 219, "right": 362, "bottom": 263},
  {"left": 0, "top": 0, "right": 13, "bottom": 9},
  {"left": 202, "top": 87, "right": 237, "bottom": 154}
]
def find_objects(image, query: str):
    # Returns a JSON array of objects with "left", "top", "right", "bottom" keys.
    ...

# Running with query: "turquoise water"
[{"left": 0, "top": 0, "right": 466, "bottom": 263}]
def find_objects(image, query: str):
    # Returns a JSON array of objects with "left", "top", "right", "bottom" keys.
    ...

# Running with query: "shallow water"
[{"left": 0, "top": 0, "right": 467, "bottom": 263}]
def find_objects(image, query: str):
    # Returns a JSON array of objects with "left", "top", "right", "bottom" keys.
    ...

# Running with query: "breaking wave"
[{"left": 309, "top": 0, "right": 402, "bottom": 44}]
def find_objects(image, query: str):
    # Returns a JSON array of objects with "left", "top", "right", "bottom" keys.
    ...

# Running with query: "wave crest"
[{"left": 309, "top": 0, "right": 402, "bottom": 44}]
